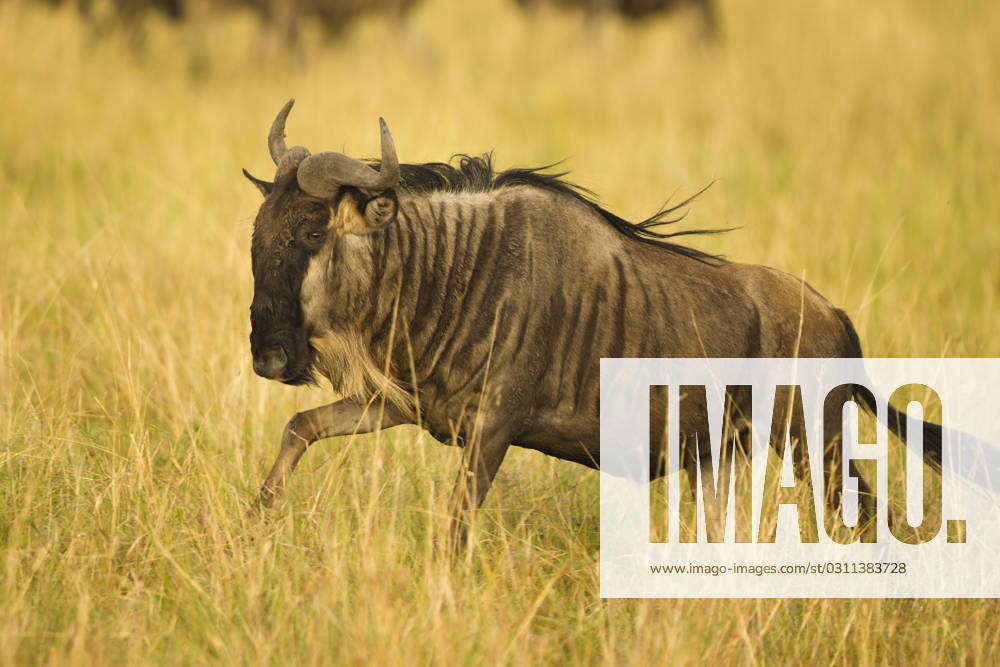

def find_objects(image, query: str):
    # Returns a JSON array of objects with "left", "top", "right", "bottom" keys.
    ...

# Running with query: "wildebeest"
[
  {"left": 244, "top": 101, "right": 941, "bottom": 546},
  {"left": 516, "top": 0, "right": 718, "bottom": 38},
  {"left": 41, "top": 0, "right": 186, "bottom": 48},
  {"left": 40, "top": 0, "right": 420, "bottom": 51},
  {"left": 244, "top": 0, "right": 422, "bottom": 49}
]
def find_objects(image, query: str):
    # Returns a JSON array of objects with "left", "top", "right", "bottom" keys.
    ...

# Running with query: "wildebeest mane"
[{"left": 373, "top": 153, "right": 728, "bottom": 264}]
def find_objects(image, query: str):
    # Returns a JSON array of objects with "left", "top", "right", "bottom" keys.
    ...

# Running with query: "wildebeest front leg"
[
  {"left": 447, "top": 432, "right": 510, "bottom": 551},
  {"left": 254, "top": 399, "right": 406, "bottom": 509}
]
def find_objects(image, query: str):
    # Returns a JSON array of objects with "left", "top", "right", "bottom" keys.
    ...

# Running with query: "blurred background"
[{"left": 1, "top": 0, "right": 999, "bottom": 663}]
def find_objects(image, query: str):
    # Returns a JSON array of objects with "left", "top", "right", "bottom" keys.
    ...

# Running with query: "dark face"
[{"left": 248, "top": 180, "right": 332, "bottom": 384}]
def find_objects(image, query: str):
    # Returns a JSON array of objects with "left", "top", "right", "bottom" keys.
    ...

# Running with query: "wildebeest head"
[{"left": 243, "top": 100, "right": 400, "bottom": 384}]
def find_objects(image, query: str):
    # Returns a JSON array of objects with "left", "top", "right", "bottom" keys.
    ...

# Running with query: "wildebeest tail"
[{"left": 834, "top": 308, "right": 943, "bottom": 472}]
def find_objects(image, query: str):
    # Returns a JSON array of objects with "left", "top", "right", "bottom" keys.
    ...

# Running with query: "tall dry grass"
[{"left": 1, "top": 0, "right": 999, "bottom": 663}]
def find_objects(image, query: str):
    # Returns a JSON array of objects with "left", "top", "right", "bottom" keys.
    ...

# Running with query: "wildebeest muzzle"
[{"left": 249, "top": 293, "right": 313, "bottom": 384}]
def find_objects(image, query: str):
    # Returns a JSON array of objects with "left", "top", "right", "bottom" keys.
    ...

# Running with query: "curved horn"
[
  {"left": 268, "top": 99, "right": 295, "bottom": 165},
  {"left": 373, "top": 117, "right": 399, "bottom": 190},
  {"left": 296, "top": 118, "right": 401, "bottom": 197}
]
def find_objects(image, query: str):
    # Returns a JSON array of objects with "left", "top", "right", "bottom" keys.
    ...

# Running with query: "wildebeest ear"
[
  {"left": 242, "top": 168, "right": 273, "bottom": 197},
  {"left": 333, "top": 189, "right": 398, "bottom": 235},
  {"left": 360, "top": 191, "right": 399, "bottom": 233}
]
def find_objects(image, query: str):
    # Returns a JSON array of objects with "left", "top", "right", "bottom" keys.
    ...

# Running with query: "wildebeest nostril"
[{"left": 253, "top": 347, "right": 288, "bottom": 380}]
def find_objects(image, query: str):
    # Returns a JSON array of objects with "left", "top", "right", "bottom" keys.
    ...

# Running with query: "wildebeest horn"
[
  {"left": 374, "top": 117, "right": 400, "bottom": 187},
  {"left": 268, "top": 99, "right": 295, "bottom": 165},
  {"left": 296, "top": 118, "right": 400, "bottom": 197}
]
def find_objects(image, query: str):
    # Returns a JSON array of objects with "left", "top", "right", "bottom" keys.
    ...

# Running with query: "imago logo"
[{"left": 599, "top": 359, "right": 1000, "bottom": 598}]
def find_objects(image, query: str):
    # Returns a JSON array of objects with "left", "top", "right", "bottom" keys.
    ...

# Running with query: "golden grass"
[{"left": 1, "top": 0, "right": 999, "bottom": 663}]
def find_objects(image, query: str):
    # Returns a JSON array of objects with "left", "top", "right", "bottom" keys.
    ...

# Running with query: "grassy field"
[{"left": 2, "top": 0, "right": 999, "bottom": 663}]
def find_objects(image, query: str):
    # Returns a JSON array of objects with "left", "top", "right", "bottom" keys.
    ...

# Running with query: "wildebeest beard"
[{"left": 250, "top": 236, "right": 404, "bottom": 397}]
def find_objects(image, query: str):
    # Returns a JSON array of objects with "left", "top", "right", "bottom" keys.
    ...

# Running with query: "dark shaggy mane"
[{"left": 375, "top": 153, "right": 728, "bottom": 265}]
